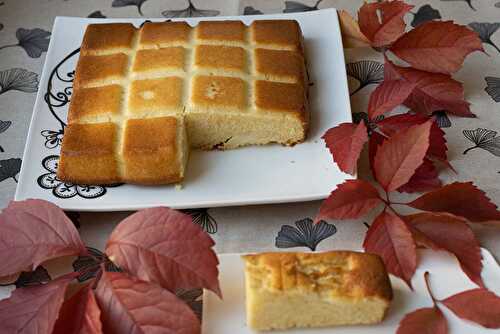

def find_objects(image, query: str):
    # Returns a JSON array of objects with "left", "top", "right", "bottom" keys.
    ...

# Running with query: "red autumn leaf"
[
  {"left": 105, "top": 207, "right": 221, "bottom": 297},
  {"left": 405, "top": 212, "right": 483, "bottom": 287},
  {"left": 322, "top": 122, "right": 368, "bottom": 175},
  {"left": 390, "top": 21, "right": 483, "bottom": 74},
  {"left": 317, "top": 179, "right": 383, "bottom": 221},
  {"left": 53, "top": 285, "right": 103, "bottom": 334},
  {"left": 0, "top": 199, "right": 87, "bottom": 277},
  {"left": 374, "top": 120, "right": 432, "bottom": 191},
  {"left": 397, "top": 159, "right": 441, "bottom": 193},
  {"left": 0, "top": 274, "right": 73, "bottom": 333},
  {"left": 384, "top": 58, "right": 474, "bottom": 117},
  {"left": 363, "top": 211, "right": 417, "bottom": 287},
  {"left": 369, "top": 131, "right": 386, "bottom": 171},
  {"left": 407, "top": 182, "right": 500, "bottom": 222},
  {"left": 376, "top": 113, "right": 449, "bottom": 164},
  {"left": 396, "top": 306, "right": 448, "bottom": 334},
  {"left": 358, "top": 0, "right": 414, "bottom": 47},
  {"left": 95, "top": 271, "right": 200, "bottom": 334},
  {"left": 368, "top": 80, "right": 416, "bottom": 119},
  {"left": 442, "top": 288, "right": 500, "bottom": 328}
]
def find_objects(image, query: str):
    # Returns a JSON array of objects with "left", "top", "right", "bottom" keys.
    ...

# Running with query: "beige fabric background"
[{"left": 0, "top": 0, "right": 499, "bottom": 260}]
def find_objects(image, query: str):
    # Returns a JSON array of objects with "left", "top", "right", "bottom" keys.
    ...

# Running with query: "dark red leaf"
[
  {"left": 369, "top": 131, "right": 386, "bottom": 172},
  {"left": 408, "top": 182, "right": 500, "bottom": 222},
  {"left": 397, "top": 159, "right": 441, "bottom": 193},
  {"left": 363, "top": 211, "right": 417, "bottom": 288},
  {"left": 0, "top": 199, "right": 87, "bottom": 277},
  {"left": 384, "top": 58, "right": 474, "bottom": 117},
  {"left": 368, "top": 80, "right": 416, "bottom": 119},
  {"left": 95, "top": 271, "right": 200, "bottom": 334},
  {"left": 317, "top": 180, "right": 383, "bottom": 221},
  {"left": 105, "top": 207, "right": 221, "bottom": 297},
  {"left": 358, "top": 1, "right": 414, "bottom": 47},
  {"left": 53, "top": 285, "right": 103, "bottom": 334},
  {"left": 396, "top": 306, "right": 448, "bottom": 334},
  {"left": 0, "top": 275, "right": 73, "bottom": 333},
  {"left": 405, "top": 212, "right": 483, "bottom": 287},
  {"left": 442, "top": 288, "right": 500, "bottom": 328},
  {"left": 322, "top": 122, "right": 368, "bottom": 175},
  {"left": 374, "top": 120, "right": 432, "bottom": 191},
  {"left": 390, "top": 21, "right": 483, "bottom": 74}
]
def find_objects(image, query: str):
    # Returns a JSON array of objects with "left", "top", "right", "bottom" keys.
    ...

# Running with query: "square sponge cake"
[
  {"left": 242, "top": 251, "right": 393, "bottom": 331},
  {"left": 58, "top": 20, "right": 308, "bottom": 185}
]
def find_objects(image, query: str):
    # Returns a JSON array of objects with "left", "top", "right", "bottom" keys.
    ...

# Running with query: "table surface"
[{"left": 0, "top": 0, "right": 499, "bottom": 262}]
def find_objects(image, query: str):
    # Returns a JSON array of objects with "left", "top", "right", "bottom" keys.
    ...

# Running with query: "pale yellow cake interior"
[{"left": 242, "top": 251, "right": 393, "bottom": 331}]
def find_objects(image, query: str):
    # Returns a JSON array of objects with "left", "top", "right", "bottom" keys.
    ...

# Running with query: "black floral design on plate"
[
  {"left": 0, "top": 68, "right": 38, "bottom": 95},
  {"left": 346, "top": 60, "right": 384, "bottom": 96},
  {"left": 176, "top": 288, "right": 203, "bottom": 319},
  {"left": 441, "top": 0, "right": 475, "bottom": 11},
  {"left": 112, "top": 0, "right": 148, "bottom": 16},
  {"left": 283, "top": 0, "right": 322, "bottom": 13},
  {"left": 37, "top": 155, "right": 120, "bottom": 199},
  {"left": 162, "top": 0, "right": 220, "bottom": 18},
  {"left": 0, "top": 266, "right": 51, "bottom": 288},
  {"left": 73, "top": 247, "right": 121, "bottom": 283},
  {"left": 0, "top": 120, "right": 11, "bottom": 152},
  {"left": 183, "top": 208, "right": 217, "bottom": 234},
  {"left": 0, "top": 158, "right": 21, "bottom": 183},
  {"left": 0, "top": 28, "right": 51, "bottom": 58},
  {"left": 432, "top": 111, "right": 452, "bottom": 128},
  {"left": 468, "top": 23, "right": 500, "bottom": 53},
  {"left": 243, "top": 6, "right": 263, "bottom": 15},
  {"left": 275, "top": 218, "right": 337, "bottom": 251},
  {"left": 410, "top": 4, "right": 441, "bottom": 27},
  {"left": 485, "top": 76, "right": 500, "bottom": 102},
  {"left": 463, "top": 128, "right": 500, "bottom": 156},
  {"left": 88, "top": 10, "right": 107, "bottom": 18},
  {"left": 41, "top": 129, "right": 64, "bottom": 149}
]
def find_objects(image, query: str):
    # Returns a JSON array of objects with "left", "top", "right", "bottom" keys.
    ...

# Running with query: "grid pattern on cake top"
[{"left": 57, "top": 20, "right": 309, "bottom": 185}]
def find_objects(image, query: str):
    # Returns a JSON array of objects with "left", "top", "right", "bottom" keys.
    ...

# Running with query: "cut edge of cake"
[{"left": 242, "top": 251, "right": 393, "bottom": 331}]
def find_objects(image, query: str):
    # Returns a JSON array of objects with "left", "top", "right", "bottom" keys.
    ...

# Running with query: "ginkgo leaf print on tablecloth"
[
  {"left": 182, "top": 208, "right": 217, "bottom": 234},
  {"left": 463, "top": 128, "right": 500, "bottom": 156},
  {"left": 243, "top": 6, "right": 263, "bottom": 15},
  {"left": 0, "top": 158, "right": 21, "bottom": 183},
  {"left": 0, "top": 28, "right": 50, "bottom": 58},
  {"left": 87, "top": 10, "right": 106, "bottom": 18},
  {"left": 346, "top": 60, "right": 384, "bottom": 96},
  {"left": 162, "top": 0, "right": 219, "bottom": 18},
  {"left": 410, "top": 4, "right": 442, "bottom": 28},
  {"left": 112, "top": 0, "right": 148, "bottom": 16},
  {"left": 485, "top": 77, "right": 500, "bottom": 102},
  {"left": 468, "top": 23, "right": 500, "bottom": 54},
  {"left": 0, "top": 68, "right": 38, "bottom": 95},
  {"left": 283, "top": 0, "right": 323, "bottom": 13},
  {"left": 0, "top": 120, "right": 11, "bottom": 152},
  {"left": 72, "top": 247, "right": 120, "bottom": 283},
  {"left": 275, "top": 218, "right": 337, "bottom": 251}
]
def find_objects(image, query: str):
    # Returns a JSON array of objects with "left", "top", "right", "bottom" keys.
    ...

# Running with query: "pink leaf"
[
  {"left": 95, "top": 271, "right": 200, "bottom": 334},
  {"left": 0, "top": 274, "right": 73, "bottom": 333},
  {"left": 363, "top": 211, "right": 417, "bottom": 288},
  {"left": 397, "top": 306, "right": 448, "bottom": 334},
  {"left": 317, "top": 180, "right": 383, "bottom": 221},
  {"left": 105, "top": 207, "right": 221, "bottom": 297},
  {"left": 390, "top": 21, "right": 483, "bottom": 74},
  {"left": 397, "top": 159, "right": 441, "bottom": 193},
  {"left": 374, "top": 120, "right": 432, "bottom": 191},
  {"left": 53, "top": 285, "right": 103, "bottom": 334},
  {"left": 368, "top": 80, "right": 415, "bottom": 119},
  {"left": 322, "top": 122, "right": 368, "bottom": 175},
  {"left": 0, "top": 199, "right": 87, "bottom": 276}
]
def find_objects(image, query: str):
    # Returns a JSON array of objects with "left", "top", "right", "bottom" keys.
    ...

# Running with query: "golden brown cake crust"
[
  {"left": 242, "top": 251, "right": 393, "bottom": 301},
  {"left": 60, "top": 19, "right": 309, "bottom": 185}
]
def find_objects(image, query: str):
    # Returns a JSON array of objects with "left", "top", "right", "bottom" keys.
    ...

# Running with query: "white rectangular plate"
[
  {"left": 15, "top": 9, "right": 353, "bottom": 211},
  {"left": 202, "top": 249, "right": 500, "bottom": 334}
]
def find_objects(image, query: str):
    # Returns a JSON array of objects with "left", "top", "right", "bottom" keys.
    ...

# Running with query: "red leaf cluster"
[{"left": 0, "top": 200, "right": 220, "bottom": 334}]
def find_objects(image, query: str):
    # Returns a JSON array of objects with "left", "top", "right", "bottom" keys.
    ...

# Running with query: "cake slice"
[{"left": 242, "top": 251, "right": 393, "bottom": 331}]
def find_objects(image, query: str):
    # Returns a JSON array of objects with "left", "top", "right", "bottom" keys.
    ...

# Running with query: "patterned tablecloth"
[{"left": 0, "top": 0, "right": 499, "bottom": 264}]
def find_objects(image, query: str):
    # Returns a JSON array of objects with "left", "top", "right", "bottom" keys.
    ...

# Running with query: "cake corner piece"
[{"left": 242, "top": 251, "right": 392, "bottom": 331}]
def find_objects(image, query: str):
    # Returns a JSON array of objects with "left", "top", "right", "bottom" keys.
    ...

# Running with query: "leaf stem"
[
  {"left": 463, "top": 146, "right": 479, "bottom": 155},
  {"left": 487, "top": 40, "right": 500, "bottom": 54},
  {"left": 424, "top": 271, "right": 440, "bottom": 305},
  {"left": 0, "top": 44, "right": 18, "bottom": 51},
  {"left": 12, "top": 175, "right": 18, "bottom": 183},
  {"left": 350, "top": 84, "right": 366, "bottom": 96}
]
